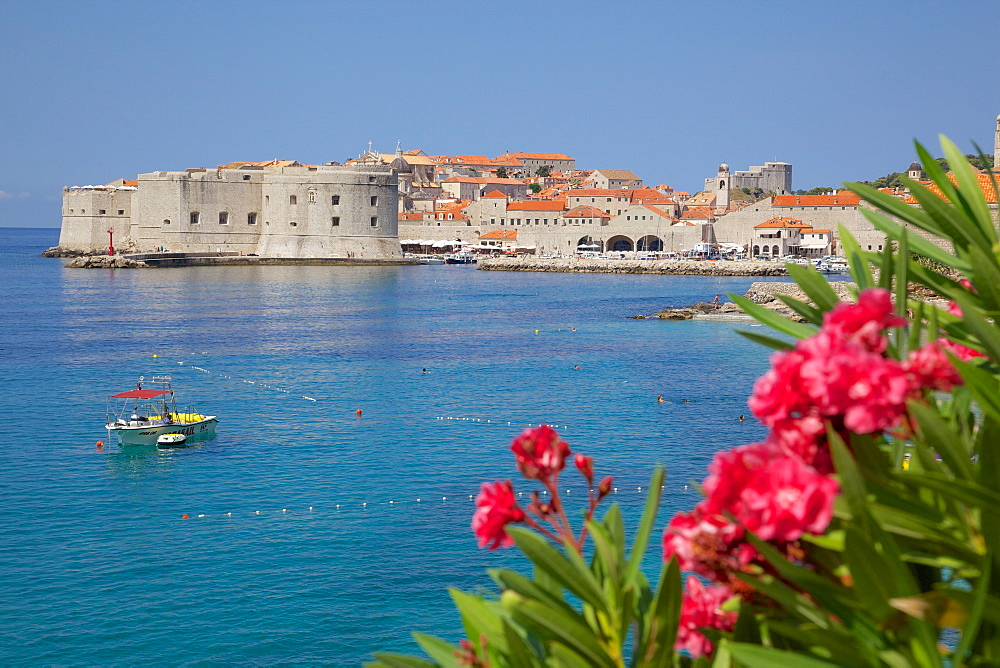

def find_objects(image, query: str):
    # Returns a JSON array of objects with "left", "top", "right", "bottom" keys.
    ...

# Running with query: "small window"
[
  {"left": 331, "top": 195, "right": 340, "bottom": 205},
  {"left": 118, "top": 209, "right": 124, "bottom": 215},
  {"left": 308, "top": 190, "right": 316, "bottom": 203},
  {"left": 81, "top": 209, "right": 86, "bottom": 214},
  {"left": 219, "top": 211, "right": 229, "bottom": 225},
  {"left": 99, "top": 209, "right": 106, "bottom": 214},
  {"left": 290, "top": 221, "right": 297, "bottom": 227},
  {"left": 289, "top": 195, "right": 297, "bottom": 205},
  {"left": 370, "top": 196, "right": 378, "bottom": 206},
  {"left": 190, "top": 212, "right": 200, "bottom": 224},
  {"left": 331, "top": 217, "right": 340, "bottom": 226},
  {"left": 163, "top": 219, "right": 171, "bottom": 225},
  {"left": 69, "top": 209, "right": 74, "bottom": 213},
  {"left": 265, "top": 195, "right": 269, "bottom": 205},
  {"left": 243, "top": 174, "right": 251, "bottom": 181},
  {"left": 247, "top": 212, "right": 257, "bottom": 225},
  {"left": 369, "top": 176, "right": 376, "bottom": 183},
  {"left": 370, "top": 216, "right": 378, "bottom": 227},
  {"left": 490, "top": 218, "right": 495, "bottom": 224}
]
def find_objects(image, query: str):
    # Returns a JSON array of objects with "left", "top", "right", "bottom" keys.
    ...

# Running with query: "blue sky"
[{"left": 1, "top": 0, "right": 997, "bottom": 228}]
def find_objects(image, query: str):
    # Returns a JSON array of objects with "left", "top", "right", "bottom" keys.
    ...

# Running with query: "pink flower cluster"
[
  {"left": 663, "top": 288, "right": 965, "bottom": 658},
  {"left": 473, "top": 425, "right": 612, "bottom": 552},
  {"left": 675, "top": 576, "right": 738, "bottom": 658}
]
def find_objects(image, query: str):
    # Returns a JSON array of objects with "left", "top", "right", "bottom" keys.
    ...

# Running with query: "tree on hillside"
[
  {"left": 496, "top": 166, "right": 508, "bottom": 179},
  {"left": 793, "top": 186, "right": 834, "bottom": 195},
  {"left": 529, "top": 183, "right": 542, "bottom": 194},
  {"left": 535, "top": 166, "right": 551, "bottom": 177}
]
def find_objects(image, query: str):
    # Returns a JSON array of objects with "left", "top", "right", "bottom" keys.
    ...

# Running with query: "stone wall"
[{"left": 478, "top": 257, "right": 788, "bottom": 275}]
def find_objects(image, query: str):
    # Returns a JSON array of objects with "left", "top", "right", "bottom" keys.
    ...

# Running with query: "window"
[
  {"left": 290, "top": 221, "right": 297, "bottom": 227},
  {"left": 219, "top": 211, "right": 229, "bottom": 225},
  {"left": 118, "top": 209, "right": 124, "bottom": 215},
  {"left": 331, "top": 217, "right": 340, "bottom": 226},
  {"left": 626, "top": 216, "right": 630, "bottom": 221},
  {"left": 490, "top": 218, "right": 495, "bottom": 224},
  {"left": 289, "top": 195, "right": 297, "bottom": 205},
  {"left": 163, "top": 219, "right": 171, "bottom": 225},
  {"left": 248, "top": 212, "right": 257, "bottom": 225},
  {"left": 308, "top": 190, "right": 316, "bottom": 203},
  {"left": 190, "top": 212, "right": 200, "bottom": 224},
  {"left": 243, "top": 174, "right": 251, "bottom": 181},
  {"left": 607, "top": 198, "right": 611, "bottom": 202},
  {"left": 81, "top": 209, "right": 85, "bottom": 214},
  {"left": 99, "top": 209, "right": 106, "bottom": 214},
  {"left": 370, "top": 196, "right": 378, "bottom": 206},
  {"left": 369, "top": 176, "right": 376, "bottom": 183},
  {"left": 69, "top": 209, "right": 74, "bottom": 213},
  {"left": 371, "top": 216, "right": 378, "bottom": 227},
  {"left": 265, "top": 195, "right": 269, "bottom": 205},
  {"left": 331, "top": 195, "right": 340, "bottom": 205}
]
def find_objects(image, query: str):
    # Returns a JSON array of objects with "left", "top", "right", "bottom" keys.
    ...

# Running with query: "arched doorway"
[
  {"left": 606, "top": 235, "right": 633, "bottom": 252},
  {"left": 637, "top": 235, "right": 663, "bottom": 252}
]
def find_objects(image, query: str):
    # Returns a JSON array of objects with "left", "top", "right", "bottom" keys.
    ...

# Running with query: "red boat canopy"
[{"left": 109, "top": 389, "right": 172, "bottom": 399}]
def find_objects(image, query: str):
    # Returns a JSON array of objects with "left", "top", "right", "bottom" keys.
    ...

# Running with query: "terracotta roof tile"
[
  {"left": 564, "top": 205, "right": 611, "bottom": 218},
  {"left": 754, "top": 217, "right": 812, "bottom": 229},
  {"left": 482, "top": 190, "right": 508, "bottom": 198},
  {"left": 503, "top": 152, "right": 574, "bottom": 161},
  {"left": 902, "top": 173, "right": 1000, "bottom": 204},
  {"left": 507, "top": 200, "right": 567, "bottom": 212},
  {"left": 773, "top": 193, "right": 861, "bottom": 206},
  {"left": 480, "top": 229, "right": 518, "bottom": 239}
]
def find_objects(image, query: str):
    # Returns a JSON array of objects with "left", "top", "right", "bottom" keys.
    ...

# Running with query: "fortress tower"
[{"left": 995, "top": 114, "right": 999, "bottom": 170}]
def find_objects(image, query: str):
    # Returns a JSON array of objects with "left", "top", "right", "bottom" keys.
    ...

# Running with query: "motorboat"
[
  {"left": 156, "top": 433, "right": 187, "bottom": 448},
  {"left": 444, "top": 252, "right": 476, "bottom": 264},
  {"left": 414, "top": 254, "right": 445, "bottom": 265},
  {"left": 105, "top": 375, "right": 218, "bottom": 446}
]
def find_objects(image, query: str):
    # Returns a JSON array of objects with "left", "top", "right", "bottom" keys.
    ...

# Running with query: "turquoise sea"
[{"left": 0, "top": 227, "right": 787, "bottom": 665}]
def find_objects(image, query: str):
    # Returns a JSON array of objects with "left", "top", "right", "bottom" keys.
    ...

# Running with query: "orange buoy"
[
  {"left": 96, "top": 440, "right": 104, "bottom": 448},
  {"left": 356, "top": 409, "right": 363, "bottom": 416},
  {"left": 181, "top": 514, "right": 190, "bottom": 520}
]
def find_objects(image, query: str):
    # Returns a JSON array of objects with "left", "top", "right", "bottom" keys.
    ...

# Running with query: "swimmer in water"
[
  {"left": 683, "top": 399, "right": 691, "bottom": 404},
  {"left": 657, "top": 395, "right": 664, "bottom": 403},
  {"left": 738, "top": 415, "right": 745, "bottom": 422},
  {"left": 422, "top": 368, "right": 428, "bottom": 374},
  {"left": 573, "top": 365, "right": 580, "bottom": 370}
]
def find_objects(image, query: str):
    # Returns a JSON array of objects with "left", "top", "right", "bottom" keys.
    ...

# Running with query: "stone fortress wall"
[{"left": 59, "top": 163, "right": 401, "bottom": 260}]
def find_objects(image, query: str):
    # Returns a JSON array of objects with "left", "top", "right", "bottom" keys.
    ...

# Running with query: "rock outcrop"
[
  {"left": 64, "top": 255, "right": 149, "bottom": 269},
  {"left": 634, "top": 281, "right": 858, "bottom": 321}
]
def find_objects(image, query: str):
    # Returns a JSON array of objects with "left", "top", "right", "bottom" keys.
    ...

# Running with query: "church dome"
[
  {"left": 390, "top": 156, "right": 413, "bottom": 173},
  {"left": 718, "top": 163, "right": 730, "bottom": 173},
  {"left": 908, "top": 162, "right": 922, "bottom": 172}
]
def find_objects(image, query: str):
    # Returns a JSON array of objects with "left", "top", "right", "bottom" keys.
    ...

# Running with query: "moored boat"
[{"left": 105, "top": 375, "right": 218, "bottom": 446}]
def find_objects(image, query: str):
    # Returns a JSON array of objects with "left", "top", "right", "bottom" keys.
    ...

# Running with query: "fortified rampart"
[{"left": 58, "top": 163, "right": 402, "bottom": 260}]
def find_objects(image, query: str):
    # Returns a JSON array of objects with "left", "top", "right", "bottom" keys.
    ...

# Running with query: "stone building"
[
  {"left": 59, "top": 162, "right": 402, "bottom": 259},
  {"left": 585, "top": 169, "right": 642, "bottom": 189},
  {"left": 704, "top": 161, "right": 792, "bottom": 196}
]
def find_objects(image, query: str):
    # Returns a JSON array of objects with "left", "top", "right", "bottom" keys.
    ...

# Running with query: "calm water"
[{"left": 0, "top": 227, "right": 782, "bottom": 665}]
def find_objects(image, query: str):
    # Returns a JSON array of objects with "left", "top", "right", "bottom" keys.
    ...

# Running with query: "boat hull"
[{"left": 108, "top": 417, "right": 218, "bottom": 446}]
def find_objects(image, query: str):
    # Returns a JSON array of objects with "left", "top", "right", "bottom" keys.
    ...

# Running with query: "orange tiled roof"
[
  {"left": 503, "top": 152, "right": 574, "bottom": 161},
  {"left": 772, "top": 193, "right": 861, "bottom": 206},
  {"left": 803, "top": 228, "right": 831, "bottom": 234},
  {"left": 482, "top": 190, "right": 508, "bottom": 198},
  {"left": 680, "top": 207, "right": 716, "bottom": 219},
  {"left": 637, "top": 204, "right": 673, "bottom": 217},
  {"left": 480, "top": 230, "right": 518, "bottom": 240},
  {"left": 902, "top": 173, "right": 1000, "bottom": 204},
  {"left": 565, "top": 188, "right": 632, "bottom": 197},
  {"left": 398, "top": 212, "right": 423, "bottom": 221},
  {"left": 507, "top": 200, "right": 567, "bottom": 212},
  {"left": 441, "top": 176, "right": 525, "bottom": 184},
  {"left": 755, "top": 217, "right": 812, "bottom": 229},
  {"left": 123, "top": 180, "right": 138, "bottom": 186},
  {"left": 564, "top": 205, "right": 611, "bottom": 218}
]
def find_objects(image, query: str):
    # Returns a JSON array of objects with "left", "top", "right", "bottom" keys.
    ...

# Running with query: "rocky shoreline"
[
  {"left": 478, "top": 257, "right": 788, "bottom": 276},
  {"left": 631, "top": 281, "right": 858, "bottom": 321},
  {"left": 64, "top": 255, "right": 149, "bottom": 269}
]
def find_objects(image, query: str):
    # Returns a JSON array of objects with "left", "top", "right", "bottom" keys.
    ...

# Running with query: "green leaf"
[
  {"left": 624, "top": 467, "right": 665, "bottom": 589},
  {"left": 785, "top": 262, "right": 842, "bottom": 313},
  {"left": 449, "top": 589, "right": 506, "bottom": 655},
  {"left": 504, "top": 591, "right": 615, "bottom": 666},
  {"left": 898, "top": 474, "right": 1000, "bottom": 518},
  {"left": 860, "top": 208, "right": 970, "bottom": 274},
  {"left": 729, "top": 294, "right": 816, "bottom": 340},
  {"left": 507, "top": 527, "right": 608, "bottom": 613},
  {"left": 412, "top": 633, "right": 464, "bottom": 667},
  {"left": 844, "top": 525, "right": 896, "bottom": 620},
  {"left": 774, "top": 293, "right": 823, "bottom": 325},
  {"left": 637, "top": 558, "right": 681, "bottom": 667},
  {"left": 367, "top": 652, "right": 439, "bottom": 668},
  {"left": 489, "top": 568, "right": 576, "bottom": 618},
  {"left": 941, "top": 135, "right": 995, "bottom": 242},
  {"left": 908, "top": 401, "right": 975, "bottom": 481},
  {"left": 837, "top": 225, "right": 874, "bottom": 290},
  {"left": 723, "top": 641, "right": 844, "bottom": 667},
  {"left": 735, "top": 329, "right": 795, "bottom": 352},
  {"left": 502, "top": 619, "right": 541, "bottom": 665}
]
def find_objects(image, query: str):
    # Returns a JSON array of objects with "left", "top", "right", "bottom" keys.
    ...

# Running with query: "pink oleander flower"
[
  {"left": 939, "top": 337, "right": 986, "bottom": 362},
  {"left": 905, "top": 341, "right": 964, "bottom": 392},
  {"left": 676, "top": 576, "right": 738, "bottom": 658},
  {"left": 766, "top": 416, "right": 832, "bottom": 473},
  {"left": 574, "top": 453, "right": 594, "bottom": 480},
  {"left": 701, "top": 443, "right": 839, "bottom": 543},
  {"left": 662, "top": 509, "right": 756, "bottom": 582},
  {"left": 823, "top": 288, "right": 906, "bottom": 353},
  {"left": 510, "top": 424, "right": 571, "bottom": 480},
  {"left": 472, "top": 480, "right": 524, "bottom": 550}
]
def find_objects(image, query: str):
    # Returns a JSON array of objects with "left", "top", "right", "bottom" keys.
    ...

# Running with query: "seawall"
[{"left": 477, "top": 257, "right": 788, "bottom": 276}]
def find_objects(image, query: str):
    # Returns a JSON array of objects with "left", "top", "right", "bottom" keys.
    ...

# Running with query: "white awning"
[{"left": 800, "top": 244, "right": 830, "bottom": 249}]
